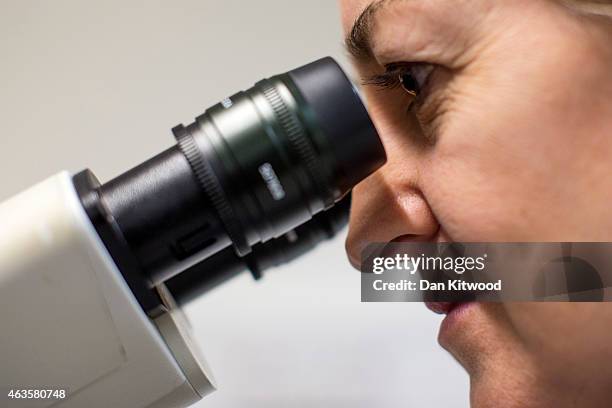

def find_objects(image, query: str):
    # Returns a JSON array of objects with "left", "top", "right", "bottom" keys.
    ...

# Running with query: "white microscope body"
[{"left": 0, "top": 173, "right": 214, "bottom": 408}]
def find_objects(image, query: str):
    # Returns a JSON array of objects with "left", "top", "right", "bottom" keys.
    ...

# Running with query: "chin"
[{"left": 437, "top": 303, "right": 564, "bottom": 408}]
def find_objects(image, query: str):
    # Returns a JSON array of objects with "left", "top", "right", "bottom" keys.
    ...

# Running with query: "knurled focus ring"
[
  {"left": 260, "top": 83, "right": 335, "bottom": 208},
  {"left": 173, "top": 124, "right": 251, "bottom": 256}
]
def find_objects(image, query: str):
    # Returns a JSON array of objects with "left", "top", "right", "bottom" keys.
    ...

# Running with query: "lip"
[{"left": 425, "top": 301, "right": 477, "bottom": 342}]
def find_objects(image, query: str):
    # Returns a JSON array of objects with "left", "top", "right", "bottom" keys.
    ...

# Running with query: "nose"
[
  {"left": 345, "top": 81, "right": 440, "bottom": 270},
  {"left": 345, "top": 166, "right": 439, "bottom": 270}
]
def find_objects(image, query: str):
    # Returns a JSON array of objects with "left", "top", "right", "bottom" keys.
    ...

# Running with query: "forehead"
[{"left": 339, "top": 0, "right": 376, "bottom": 34}]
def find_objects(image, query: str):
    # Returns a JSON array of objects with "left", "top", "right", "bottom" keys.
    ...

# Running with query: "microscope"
[{"left": 0, "top": 57, "right": 385, "bottom": 407}]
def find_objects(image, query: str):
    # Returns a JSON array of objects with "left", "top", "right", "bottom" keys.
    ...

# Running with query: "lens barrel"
[
  {"left": 169, "top": 57, "right": 384, "bottom": 260},
  {"left": 165, "top": 195, "right": 351, "bottom": 305},
  {"left": 74, "top": 57, "right": 385, "bottom": 315}
]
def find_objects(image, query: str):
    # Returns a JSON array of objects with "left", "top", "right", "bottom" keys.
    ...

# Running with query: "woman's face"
[{"left": 340, "top": 0, "right": 612, "bottom": 406}]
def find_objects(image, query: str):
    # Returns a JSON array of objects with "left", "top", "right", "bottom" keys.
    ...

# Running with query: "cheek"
[
  {"left": 503, "top": 303, "right": 612, "bottom": 382},
  {"left": 420, "top": 134, "right": 552, "bottom": 241}
]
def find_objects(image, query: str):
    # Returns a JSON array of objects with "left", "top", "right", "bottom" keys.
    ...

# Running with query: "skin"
[{"left": 339, "top": 0, "right": 612, "bottom": 407}]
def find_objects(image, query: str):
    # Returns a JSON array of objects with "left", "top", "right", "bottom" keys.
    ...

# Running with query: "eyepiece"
[
  {"left": 286, "top": 57, "right": 385, "bottom": 193},
  {"left": 75, "top": 57, "right": 385, "bottom": 315}
]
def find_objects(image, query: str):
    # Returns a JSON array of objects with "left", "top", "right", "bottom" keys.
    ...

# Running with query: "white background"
[{"left": 0, "top": 1, "right": 468, "bottom": 406}]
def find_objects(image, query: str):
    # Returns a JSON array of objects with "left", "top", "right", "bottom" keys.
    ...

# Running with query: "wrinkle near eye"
[{"left": 410, "top": 65, "right": 456, "bottom": 143}]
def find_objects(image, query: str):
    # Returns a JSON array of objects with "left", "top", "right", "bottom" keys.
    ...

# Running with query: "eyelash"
[{"left": 363, "top": 62, "right": 433, "bottom": 100}]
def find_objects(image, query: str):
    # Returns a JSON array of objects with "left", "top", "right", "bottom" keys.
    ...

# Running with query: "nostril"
[{"left": 391, "top": 234, "right": 419, "bottom": 243}]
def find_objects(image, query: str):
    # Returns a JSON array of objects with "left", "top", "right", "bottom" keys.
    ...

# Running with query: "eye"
[
  {"left": 363, "top": 62, "right": 434, "bottom": 100},
  {"left": 399, "top": 72, "right": 419, "bottom": 97}
]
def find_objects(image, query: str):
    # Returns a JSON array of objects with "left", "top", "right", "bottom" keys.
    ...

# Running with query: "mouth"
[{"left": 425, "top": 301, "right": 477, "bottom": 343}]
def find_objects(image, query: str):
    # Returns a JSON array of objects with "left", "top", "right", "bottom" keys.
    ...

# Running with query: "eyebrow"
[{"left": 345, "top": 0, "right": 396, "bottom": 61}]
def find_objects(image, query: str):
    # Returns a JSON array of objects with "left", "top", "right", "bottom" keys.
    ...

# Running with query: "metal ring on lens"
[
  {"left": 260, "top": 82, "right": 335, "bottom": 208},
  {"left": 173, "top": 124, "right": 251, "bottom": 256}
]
